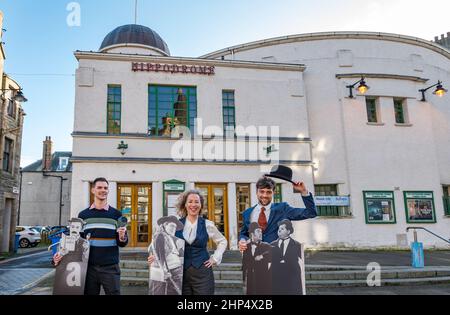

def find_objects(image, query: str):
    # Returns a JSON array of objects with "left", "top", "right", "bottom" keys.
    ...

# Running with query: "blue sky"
[{"left": 1, "top": 0, "right": 449, "bottom": 166}]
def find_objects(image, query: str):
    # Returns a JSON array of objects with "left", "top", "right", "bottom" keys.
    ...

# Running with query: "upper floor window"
[
  {"left": 7, "top": 98, "right": 16, "bottom": 118},
  {"left": 148, "top": 86, "right": 197, "bottom": 136},
  {"left": 107, "top": 85, "right": 121, "bottom": 134},
  {"left": 57, "top": 157, "right": 69, "bottom": 171},
  {"left": 3, "top": 138, "right": 13, "bottom": 172},
  {"left": 274, "top": 183, "right": 282, "bottom": 203},
  {"left": 365, "top": 97, "right": 379, "bottom": 123},
  {"left": 393, "top": 98, "right": 408, "bottom": 124},
  {"left": 222, "top": 90, "right": 236, "bottom": 136}
]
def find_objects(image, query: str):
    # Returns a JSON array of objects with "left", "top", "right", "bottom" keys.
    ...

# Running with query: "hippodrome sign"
[{"left": 132, "top": 62, "right": 215, "bottom": 75}]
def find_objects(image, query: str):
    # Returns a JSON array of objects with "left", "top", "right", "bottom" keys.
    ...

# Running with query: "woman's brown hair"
[{"left": 176, "top": 190, "right": 206, "bottom": 218}]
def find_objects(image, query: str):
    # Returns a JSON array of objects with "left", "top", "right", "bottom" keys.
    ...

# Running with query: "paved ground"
[
  {"left": 4, "top": 249, "right": 450, "bottom": 295},
  {"left": 0, "top": 250, "right": 54, "bottom": 295}
]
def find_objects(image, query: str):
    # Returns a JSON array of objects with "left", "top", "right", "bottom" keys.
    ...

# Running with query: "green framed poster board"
[
  {"left": 163, "top": 180, "right": 185, "bottom": 217},
  {"left": 404, "top": 191, "right": 436, "bottom": 223},
  {"left": 363, "top": 191, "right": 396, "bottom": 224}
]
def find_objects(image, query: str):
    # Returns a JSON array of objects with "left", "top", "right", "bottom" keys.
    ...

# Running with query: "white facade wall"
[
  {"left": 72, "top": 32, "right": 450, "bottom": 249},
  {"left": 210, "top": 35, "right": 450, "bottom": 248}
]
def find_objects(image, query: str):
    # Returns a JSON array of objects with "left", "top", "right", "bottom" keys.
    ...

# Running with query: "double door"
[
  {"left": 195, "top": 184, "right": 229, "bottom": 248},
  {"left": 117, "top": 184, "right": 152, "bottom": 247}
]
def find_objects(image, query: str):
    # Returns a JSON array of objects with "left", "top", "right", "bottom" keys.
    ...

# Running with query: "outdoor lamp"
[
  {"left": 346, "top": 77, "right": 369, "bottom": 98},
  {"left": 1, "top": 88, "right": 28, "bottom": 103},
  {"left": 117, "top": 141, "right": 128, "bottom": 155},
  {"left": 419, "top": 81, "right": 447, "bottom": 102}
]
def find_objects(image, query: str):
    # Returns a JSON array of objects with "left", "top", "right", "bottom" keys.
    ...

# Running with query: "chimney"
[{"left": 42, "top": 136, "right": 53, "bottom": 171}]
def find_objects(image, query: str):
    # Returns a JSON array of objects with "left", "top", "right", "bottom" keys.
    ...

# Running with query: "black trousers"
[
  {"left": 182, "top": 265, "right": 215, "bottom": 295},
  {"left": 84, "top": 263, "right": 121, "bottom": 295}
]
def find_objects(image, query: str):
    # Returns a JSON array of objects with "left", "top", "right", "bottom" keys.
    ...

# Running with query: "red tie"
[{"left": 258, "top": 207, "right": 268, "bottom": 232}]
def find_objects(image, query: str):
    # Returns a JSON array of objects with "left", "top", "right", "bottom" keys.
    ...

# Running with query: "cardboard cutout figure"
[
  {"left": 52, "top": 218, "right": 90, "bottom": 295},
  {"left": 242, "top": 222, "right": 273, "bottom": 295},
  {"left": 270, "top": 219, "right": 306, "bottom": 295},
  {"left": 148, "top": 216, "right": 185, "bottom": 295}
]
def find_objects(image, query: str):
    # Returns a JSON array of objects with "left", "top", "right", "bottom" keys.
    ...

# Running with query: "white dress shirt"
[
  {"left": 250, "top": 202, "right": 272, "bottom": 224},
  {"left": 278, "top": 237, "right": 290, "bottom": 256},
  {"left": 182, "top": 217, "right": 228, "bottom": 265}
]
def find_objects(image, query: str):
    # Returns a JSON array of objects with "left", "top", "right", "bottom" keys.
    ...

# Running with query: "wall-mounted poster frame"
[
  {"left": 404, "top": 191, "right": 436, "bottom": 223},
  {"left": 363, "top": 191, "right": 396, "bottom": 224},
  {"left": 163, "top": 180, "right": 185, "bottom": 217}
]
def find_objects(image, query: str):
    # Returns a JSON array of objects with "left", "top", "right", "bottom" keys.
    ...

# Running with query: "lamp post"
[
  {"left": 419, "top": 81, "right": 447, "bottom": 102},
  {"left": 346, "top": 77, "right": 369, "bottom": 98}
]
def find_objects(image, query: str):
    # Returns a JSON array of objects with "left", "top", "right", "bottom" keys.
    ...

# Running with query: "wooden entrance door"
[
  {"left": 195, "top": 184, "right": 229, "bottom": 248},
  {"left": 117, "top": 184, "right": 152, "bottom": 247}
]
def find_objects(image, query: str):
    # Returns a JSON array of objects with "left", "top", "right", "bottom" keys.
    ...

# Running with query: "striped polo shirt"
[{"left": 78, "top": 206, "right": 128, "bottom": 266}]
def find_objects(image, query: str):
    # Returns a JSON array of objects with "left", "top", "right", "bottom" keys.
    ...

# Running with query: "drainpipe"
[
  {"left": 43, "top": 172, "right": 68, "bottom": 226},
  {"left": 17, "top": 167, "right": 23, "bottom": 225}
]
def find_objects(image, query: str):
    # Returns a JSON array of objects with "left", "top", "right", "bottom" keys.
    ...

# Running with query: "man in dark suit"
[
  {"left": 271, "top": 219, "right": 305, "bottom": 295},
  {"left": 239, "top": 176, "right": 316, "bottom": 247},
  {"left": 242, "top": 222, "right": 272, "bottom": 295}
]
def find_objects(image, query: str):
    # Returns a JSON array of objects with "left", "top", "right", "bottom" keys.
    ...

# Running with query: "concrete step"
[
  {"left": 215, "top": 270, "right": 243, "bottom": 281},
  {"left": 306, "top": 276, "right": 450, "bottom": 287},
  {"left": 121, "top": 276, "right": 243, "bottom": 288},
  {"left": 120, "top": 260, "right": 149, "bottom": 269},
  {"left": 306, "top": 268, "right": 450, "bottom": 281},
  {"left": 121, "top": 268, "right": 242, "bottom": 281}
]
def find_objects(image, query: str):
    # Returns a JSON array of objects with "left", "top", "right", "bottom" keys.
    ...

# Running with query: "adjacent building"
[
  {"left": 19, "top": 137, "right": 72, "bottom": 227},
  {"left": 71, "top": 25, "right": 450, "bottom": 249},
  {"left": 0, "top": 10, "right": 28, "bottom": 252},
  {"left": 434, "top": 32, "right": 450, "bottom": 50}
]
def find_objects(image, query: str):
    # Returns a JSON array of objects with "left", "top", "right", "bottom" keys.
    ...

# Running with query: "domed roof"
[{"left": 99, "top": 24, "right": 170, "bottom": 55}]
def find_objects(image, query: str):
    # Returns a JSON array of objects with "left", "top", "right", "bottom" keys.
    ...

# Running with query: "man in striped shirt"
[{"left": 53, "top": 177, "right": 128, "bottom": 295}]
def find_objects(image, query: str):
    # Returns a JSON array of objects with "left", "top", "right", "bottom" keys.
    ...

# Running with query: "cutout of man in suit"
[
  {"left": 53, "top": 218, "right": 90, "bottom": 295},
  {"left": 271, "top": 219, "right": 305, "bottom": 295},
  {"left": 242, "top": 222, "right": 273, "bottom": 295}
]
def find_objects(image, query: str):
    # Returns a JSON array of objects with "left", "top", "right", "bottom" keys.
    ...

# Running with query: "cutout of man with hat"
[
  {"left": 242, "top": 222, "right": 273, "bottom": 295},
  {"left": 149, "top": 215, "right": 185, "bottom": 295},
  {"left": 239, "top": 164, "right": 317, "bottom": 248}
]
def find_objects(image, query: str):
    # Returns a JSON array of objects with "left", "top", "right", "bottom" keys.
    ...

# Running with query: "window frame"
[
  {"left": 148, "top": 85, "right": 197, "bottom": 137},
  {"left": 106, "top": 85, "right": 122, "bottom": 135},
  {"left": 365, "top": 97, "right": 380, "bottom": 123},
  {"left": 222, "top": 90, "right": 236, "bottom": 136},
  {"left": 3, "top": 137, "right": 14, "bottom": 173}
]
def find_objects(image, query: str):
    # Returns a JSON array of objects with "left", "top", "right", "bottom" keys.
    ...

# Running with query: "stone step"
[
  {"left": 121, "top": 269, "right": 243, "bottom": 281},
  {"left": 215, "top": 288, "right": 244, "bottom": 295},
  {"left": 120, "top": 260, "right": 242, "bottom": 271},
  {"left": 306, "top": 268, "right": 450, "bottom": 281},
  {"left": 121, "top": 277, "right": 244, "bottom": 288},
  {"left": 306, "top": 276, "right": 450, "bottom": 287}
]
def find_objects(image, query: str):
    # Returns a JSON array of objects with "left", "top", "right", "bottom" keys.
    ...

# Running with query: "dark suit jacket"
[
  {"left": 271, "top": 237, "right": 304, "bottom": 295},
  {"left": 239, "top": 193, "right": 317, "bottom": 243},
  {"left": 242, "top": 241, "right": 272, "bottom": 295}
]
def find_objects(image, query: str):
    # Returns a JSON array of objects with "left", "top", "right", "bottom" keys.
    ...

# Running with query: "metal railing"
[{"left": 406, "top": 227, "right": 450, "bottom": 245}]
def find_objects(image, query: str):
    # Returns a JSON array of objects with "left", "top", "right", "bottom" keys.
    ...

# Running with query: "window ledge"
[
  {"left": 395, "top": 123, "right": 413, "bottom": 127},
  {"left": 366, "top": 122, "right": 384, "bottom": 126}
]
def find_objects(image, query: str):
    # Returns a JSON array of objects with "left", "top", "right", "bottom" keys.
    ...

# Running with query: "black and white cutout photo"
[
  {"left": 52, "top": 218, "right": 90, "bottom": 295},
  {"left": 148, "top": 215, "right": 185, "bottom": 295}
]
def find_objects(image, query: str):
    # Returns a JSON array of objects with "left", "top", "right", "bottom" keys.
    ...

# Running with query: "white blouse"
[{"left": 183, "top": 217, "right": 228, "bottom": 265}]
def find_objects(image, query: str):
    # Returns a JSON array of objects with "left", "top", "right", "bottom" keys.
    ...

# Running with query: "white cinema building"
[{"left": 71, "top": 24, "right": 450, "bottom": 249}]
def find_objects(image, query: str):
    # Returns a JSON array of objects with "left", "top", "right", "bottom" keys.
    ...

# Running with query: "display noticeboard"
[
  {"left": 363, "top": 191, "right": 396, "bottom": 224},
  {"left": 163, "top": 180, "right": 185, "bottom": 217},
  {"left": 404, "top": 191, "right": 436, "bottom": 223}
]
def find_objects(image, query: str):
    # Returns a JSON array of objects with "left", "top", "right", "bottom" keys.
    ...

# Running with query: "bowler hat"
[
  {"left": 157, "top": 215, "right": 184, "bottom": 231},
  {"left": 265, "top": 165, "right": 296, "bottom": 184}
]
